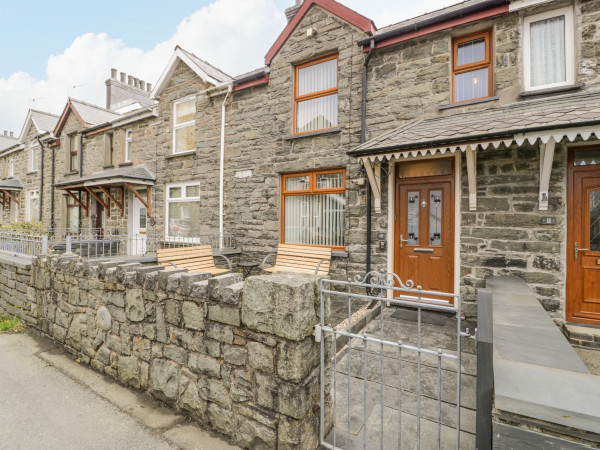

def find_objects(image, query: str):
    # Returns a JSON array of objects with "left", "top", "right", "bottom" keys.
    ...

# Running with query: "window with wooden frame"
[
  {"left": 294, "top": 55, "right": 338, "bottom": 134},
  {"left": 281, "top": 168, "right": 346, "bottom": 249},
  {"left": 452, "top": 31, "right": 492, "bottom": 103},
  {"left": 104, "top": 132, "right": 114, "bottom": 166},
  {"left": 68, "top": 134, "right": 79, "bottom": 172}
]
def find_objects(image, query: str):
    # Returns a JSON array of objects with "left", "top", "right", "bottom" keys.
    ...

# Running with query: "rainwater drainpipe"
[
  {"left": 35, "top": 135, "right": 46, "bottom": 223},
  {"left": 78, "top": 131, "right": 84, "bottom": 232},
  {"left": 50, "top": 146, "right": 56, "bottom": 229},
  {"left": 219, "top": 84, "right": 233, "bottom": 249},
  {"left": 362, "top": 39, "right": 376, "bottom": 275}
]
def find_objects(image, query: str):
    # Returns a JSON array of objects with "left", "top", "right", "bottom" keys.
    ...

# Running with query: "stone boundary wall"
[
  {"left": 1, "top": 254, "right": 332, "bottom": 449},
  {"left": 0, "top": 259, "right": 36, "bottom": 325}
]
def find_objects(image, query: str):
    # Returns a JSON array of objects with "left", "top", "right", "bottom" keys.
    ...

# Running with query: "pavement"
[
  {"left": 0, "top": 332, "right": 239, "bottom": 450},
  {"left": 323, "top": 306, "right": 477, "bottom": 450}
]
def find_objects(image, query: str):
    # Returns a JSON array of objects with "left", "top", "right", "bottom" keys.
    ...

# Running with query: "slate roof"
[
  {"left": 0, "top": 135, "right": 20, "bottom": 152},
  {"left": 0, "top": 178, "right": 23, "bottom": 190},
  {"left": 54, "top": 164, "right": 156, "bottom": 188},
  {"left": 70, "top": 98, "right": 120, "bottom": 127},
  {"left": 377, "top": 0, "right": 492, "bottom": 34},
  {"left": 234, "top": 66, "right": 270, "bottom": 82},
  {"left": 177, "top": 46, "right": 233, "bottom": 84},
  {"left": 30, "top": 109, "right": 59, "bottom": 133},
  {"left": 350, "top": 90, "right": 600, "bottom": 157}
]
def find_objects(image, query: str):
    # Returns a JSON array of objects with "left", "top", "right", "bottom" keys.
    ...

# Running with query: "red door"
[
  {"left": 394, "top": 162, "right": 455, "bottom": 304},
  {"left": 567, "top": 148, "right": 600, "bottom": 324}
]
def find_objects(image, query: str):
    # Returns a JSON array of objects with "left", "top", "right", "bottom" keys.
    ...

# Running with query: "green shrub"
[{"left": 0, "top": 314, "right": 25, "bottom": 333}]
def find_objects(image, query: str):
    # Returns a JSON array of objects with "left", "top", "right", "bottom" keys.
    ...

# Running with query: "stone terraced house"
[{"left": 2, "top": 0, "right": 600, "bottom": 331}]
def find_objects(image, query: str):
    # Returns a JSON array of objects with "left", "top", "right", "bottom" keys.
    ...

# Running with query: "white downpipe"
[{"left": 219, "top": 84, "right": 233, "bottom": 248}]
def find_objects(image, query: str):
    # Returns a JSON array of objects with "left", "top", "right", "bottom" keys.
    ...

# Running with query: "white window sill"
[
  {"left": 166, "top": 150, "right": 196, "bottom": 159},
  {"left": 520, "top": 83, "right": 584, "bottom": 98},
  {"left": 283, "top": 127, "right": 341, "bottom": 141}
]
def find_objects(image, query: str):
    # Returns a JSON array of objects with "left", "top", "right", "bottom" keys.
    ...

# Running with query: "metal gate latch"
[{"left": 314, "top": 325, "right": 322, "bottom": 342}]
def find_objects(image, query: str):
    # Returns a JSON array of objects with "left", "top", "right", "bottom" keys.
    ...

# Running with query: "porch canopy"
[
  {"left": 349, "top": 91, "right": 600, "bottom": 212},
  {"left": 0, "top": 178, "right": 22, "bottom": 209},
  {"left": 54, "top": 165, "right": 156, "bottom": 217}
]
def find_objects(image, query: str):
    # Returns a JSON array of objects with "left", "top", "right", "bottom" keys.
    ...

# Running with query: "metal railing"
[
  {"left": 317, "top": 271, "right": 468, "bottom": 450},
  {"left": 0, "top": 228, "right": 236, "bottom": 259}
]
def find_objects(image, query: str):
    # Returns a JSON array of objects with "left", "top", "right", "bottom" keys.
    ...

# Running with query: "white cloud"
[
  {"left": 0, "top": 0, "right": 286, "bottom": 134},
  {"left": 0, "top": 0, "right": 458, "bottom": 134}
]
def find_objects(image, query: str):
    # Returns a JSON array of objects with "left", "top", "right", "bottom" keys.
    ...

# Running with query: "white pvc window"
[
  {"left": 27, "top": 190, "right": 39, "bottom": 221},
  {"left": 524, "top": 6, "right": 574, "bottom": 91},
  {"left": 29, "top": 142, "right": 39, "bottom": 172},
  {"left": 165, "top": 182, "right": 201, "bottom": 237},
  {"left": 173, "top": 97, "right": 195, "bottom": 154},
  {"left": 125, "top": 129, "right": 132, "bottom": 162}
]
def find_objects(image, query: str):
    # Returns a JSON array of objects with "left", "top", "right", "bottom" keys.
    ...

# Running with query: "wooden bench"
[
  {"left": 261, "top": 244, "right": 332, "bottom": 276},
  {"left": 157, "top": 245, "right": 231, "bottom": 275}
]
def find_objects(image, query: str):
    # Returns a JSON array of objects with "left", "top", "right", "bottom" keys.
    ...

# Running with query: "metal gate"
[{"left": 316, "top": 271, "right": 470, "bottom": 450}]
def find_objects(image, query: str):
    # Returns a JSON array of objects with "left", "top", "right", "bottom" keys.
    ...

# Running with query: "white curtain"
[
  {"left": 530, "top": 15, "right": 566, "bottom": 87},
  {"left": 284, "top": 193, "right": 345, "bottom": 247}
]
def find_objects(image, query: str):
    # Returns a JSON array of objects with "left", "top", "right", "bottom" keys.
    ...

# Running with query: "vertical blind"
[
  {"left": 284, "top": 193, "right": 345, "bottom": 247},
  {"left": 530, "top": 15, "right": 566, "bottom": 87}
]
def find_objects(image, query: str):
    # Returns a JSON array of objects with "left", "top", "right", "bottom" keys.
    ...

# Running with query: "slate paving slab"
[{"left": 324, "top": 306, "right": 476, "bottom": 449}]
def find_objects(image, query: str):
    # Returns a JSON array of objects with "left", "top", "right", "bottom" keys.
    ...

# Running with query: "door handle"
[
  {"left": 399, "top": 234, "right": 408, "bottom": 249},
  {"left": 575, "top": 242, "right": 589, "bottom": 261}
]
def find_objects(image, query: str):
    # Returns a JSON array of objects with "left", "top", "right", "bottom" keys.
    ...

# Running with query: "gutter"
[
  {"left": 357, "top": 0, "right": 510, "bottom": 47},
  {"left": 348, "top": 119, "right": 600, "bottom": 157},
  {"left": 233, "top": 70, "right": 270, "bottom": 86}
]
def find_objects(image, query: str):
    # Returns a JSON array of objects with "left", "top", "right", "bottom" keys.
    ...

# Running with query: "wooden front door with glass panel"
[
  {"left": 567, "top": 148, "right": 600, "bottom": 324},
  {"left": 394, "top": 159, "right": 455, "bottom": 303}
]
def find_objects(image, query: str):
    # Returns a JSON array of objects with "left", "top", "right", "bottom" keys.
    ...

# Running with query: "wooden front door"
[
  {"left": 567, "top": 147, "right": 600, "bottom": 324},
  {"left": 394, "top": 160, "right": 455, "bottom": 304}
]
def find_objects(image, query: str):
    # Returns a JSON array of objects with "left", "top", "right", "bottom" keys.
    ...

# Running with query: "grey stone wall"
[
  {"left": 0, "top": 258, "right": 36, "bottom": 325},
  {"left": 23, "top": 254, "right": 331, "bottom": 449}
]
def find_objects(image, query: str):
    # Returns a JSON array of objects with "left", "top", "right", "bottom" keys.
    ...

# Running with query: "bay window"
[
  {"left": 524, "top": 7, "right": 574, "bottom": 91},
  {"left": 452, "top": 31, "right": 492, "bottom": 103},
  {"left": 173, "top": 97, "right": 195, "bottom": 154},
  {"left": 282, "top": 169, "right": 346, "bottom": 249},
  {"left": 294, "top": 55, "right": 338, "bottom": 134},
  {"left": 166, "top": 182, "right": 201, "bottom": 237}
]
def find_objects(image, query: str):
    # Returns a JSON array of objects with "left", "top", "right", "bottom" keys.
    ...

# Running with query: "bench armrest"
[
  {"left": 164, "top": 261, "right": 178, "bottom": 269},
  {"left": 262, "top": 253, "right": 277, "bottom": 270},
  {"left": 215, "top": 254, "right": 232, "bottom": 272},
  {"left": 315, "top": 258, "right": 327, "bottom": 276}
]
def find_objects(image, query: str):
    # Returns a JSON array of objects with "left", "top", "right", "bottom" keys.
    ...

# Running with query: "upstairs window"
[
  {"left": 8, "top": 158, "right": 14, "bottom": 178},
  {"left": 173, "top": 97, "right": 195, "bottom": 154},
  {"left": 281, "top": 168, "right": 346, "bottom": 249},
  {"left": 452, "top": 31, "right": 492, "bottom": 103},
  {"left": 294, "top": 55, "right": 338, "bottom": 134},
  {"left": 524, "top": 7, "right": 574, "bottom": 91},
  {"left": 68, "top": 134, "right": 79, "bottom": 172},
  {"left": 125, "top": 129, "right": 132, "bottom": 162},
  {"left": 104, "top": 132, "right": 114, "bottom": 166},
  {"left": 29, "top": 142, "right": 39, "bottom": 172}
]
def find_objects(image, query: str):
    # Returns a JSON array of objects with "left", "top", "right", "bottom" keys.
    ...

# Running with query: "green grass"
[{"left": 0, "top": 314, "right": 25, "bottom": 333}]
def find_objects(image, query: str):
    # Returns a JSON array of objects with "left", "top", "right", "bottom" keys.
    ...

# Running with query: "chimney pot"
[
  {"left": 111, "top": 68, "right": 118, "bottom": 79},
  {"left": 146, "top": 83, "right": 152, "bottom": 92},
  {"left": 134, "top": 77, "right": 139, "bottom": 88},
  {"left": 3, "top": 131, "right": 6, "bottom": 136},
  {"left": 128, "top": 75, "right": 134, "bottom": 86},
  {"left": 120, "top": 72, "right": 126, "bottom": 83},
  {"left": 140, "top": 80, "right": 146, "bottom": 90},
  {"left": 9, "top": 132, "right": 13, "bottom": 138}
]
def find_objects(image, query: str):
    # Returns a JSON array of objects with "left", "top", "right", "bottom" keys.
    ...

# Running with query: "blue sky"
[{"left": 0, "top": 0, "right": 456, "bottom": 132}]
